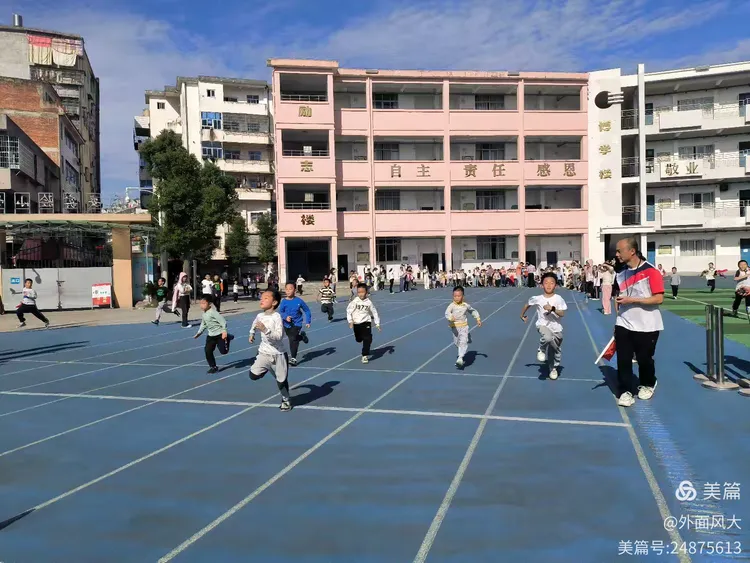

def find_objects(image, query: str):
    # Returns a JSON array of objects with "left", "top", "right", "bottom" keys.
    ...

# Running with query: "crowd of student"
[{"left": 12, "top": 239, "right": 750, "bottom": 414}]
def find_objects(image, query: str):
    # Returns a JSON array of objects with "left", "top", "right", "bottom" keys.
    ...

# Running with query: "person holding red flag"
[{"left": 612, "top": 237, "right": 664, "bottom": 407}]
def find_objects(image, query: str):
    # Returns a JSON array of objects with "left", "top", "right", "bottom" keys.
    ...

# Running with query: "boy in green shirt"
[
  {"left": 194, "top": 296, "right": 234, "bottom": 374},
  {"left": 152, "top": 277, "right": 180, "bottom": 325}
]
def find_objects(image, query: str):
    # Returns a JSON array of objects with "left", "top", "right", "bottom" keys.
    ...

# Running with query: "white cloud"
[
  {"left": 0, "top": 0, "right": 745, "bottom": 203},
  {"left": 272, "top": 0, "right": 733, "bottom": 72}
]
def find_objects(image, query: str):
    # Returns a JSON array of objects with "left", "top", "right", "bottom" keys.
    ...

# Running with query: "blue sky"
[{"left": 2, "top": 0, "right": 750, "bottom": 202}]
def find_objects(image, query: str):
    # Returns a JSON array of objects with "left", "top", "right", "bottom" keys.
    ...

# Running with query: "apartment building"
[
  {"left": 589, "top": 61, "right": 750, "bottom": 273},
  {"left": 0, "top": 77, "right": 84, "bottom": 212},
  {"left": 268, "top": 58, "right": 589, "bottom": 282},
  {"left": 0, "top": 114, "right": 62, "bottom": 212},
  {"left": 0, "top": 14, "right": 100, "bottom": 211},
  {"left": 134, "top": 76, "right": 273, "bottom": 262}
]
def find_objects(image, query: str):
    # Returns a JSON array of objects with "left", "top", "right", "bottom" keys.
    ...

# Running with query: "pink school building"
[{"left": 269, "top": 59, "right": 589, "bottom": 282}]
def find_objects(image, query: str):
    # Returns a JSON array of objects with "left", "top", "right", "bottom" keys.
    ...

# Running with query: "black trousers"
[
  {"left": 179, "top": 295, "right": 190, "bottom": 326},
  {"left": 732, "top": 291, "right": 749, "bottom": 311},
  {"left": 205, "top": 334, "right": 230, "bottom": 368},
  {"left": 284, "top": 325, "right": 302, "bottom": 358},
  {"left": 614, "top": 325, "right": 659, "bottom": 396},
  {"left": 671, "top": 285, "right": 679, "bottom": 298},
  {"left": 321, "top": 303, "right": 334, "bottom": 320},
  {"left": 17, "top": 304, "right": 48, "bottom": 324},
  {"left": 708, "top": 279, "right": 716, "bottom": 292},
  {"left": 353, "top": 321, "right": 372, "bottom": 356}
]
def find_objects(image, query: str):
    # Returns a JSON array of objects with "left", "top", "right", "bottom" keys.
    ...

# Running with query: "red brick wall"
[{"left": 0, "top": 79, "right": 62, "bottom": 165}]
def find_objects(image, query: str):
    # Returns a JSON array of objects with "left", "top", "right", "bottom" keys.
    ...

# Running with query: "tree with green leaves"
[
  {"left": 140, "top": 130, "right": 238, "bottom": 271},
  {"left": 254, "top": 212, "right": 277, "bottom": 267},
  {"left": 224, "top": 215, "right": 251, "bottom": 272}
]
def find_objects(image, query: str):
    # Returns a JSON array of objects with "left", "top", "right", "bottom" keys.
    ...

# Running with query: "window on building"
[
  {"left": 375, "top": 190, "right": 400, "bottom": 211},
  {"left": 64, "top": 160, "right": 80, "bottom": 189},
  {"left": 206, "top": 89, "right": 216, "bottom": 98},
  {"left": 374, "top": 143, "right": 399, "bottom": 161},
  {"left": 201, "top": 112, "right": 222, "bottom": 129},
  {"left": 156, "top": 102, "right": 165, "bottom": 109},
  {"left": 475, "top": 94, "right": 505, "bottom": 111},
  {"left": 476, "top": 190, "right": 504, "bottom": 210},
  {"left": 476, "top": 143, "right": 505, "bottom": 161},
  {"left": 678, "top": 145, "right": 714, "bottom": 160},
  {"left": 247, "top": 94, "right": 259, "bottom": 104},
  {"left": 376, "top": 238, "right": 401, "bottom": 262},
  {"left": 224, "top": 149, "right": 241, "bottom": 160},
  {"left": 65, "top": 131, "right": 79, "bottom": 158},
  {"left": 0, "top": 135, "right": 19, "bottom": 169},
  {"left": 678, "top": 192, "right": 714, "bottom": 208},
  {"left": 201, "top": 141, "right": 223, "bottom": 159},
  {"left": 680, "top": 239, "right": 715, "bottom": 257},
  {"left": 373, "top": 93, "right": 398, "bottom": 109},
  {"left": 224, "top": 96, "right": 238, "bottom": 102},
  {"left": 250, "top": 212, "right": 264, "bottom": 224},
  {"left": 248, "top": 151, "right": 262, "bottom": 161},
  {"left": 476, "top": 236, "right": 506, "bottom": 260},
  {"left": 677, "top": 97, "right": 713, "bottom": 112}
]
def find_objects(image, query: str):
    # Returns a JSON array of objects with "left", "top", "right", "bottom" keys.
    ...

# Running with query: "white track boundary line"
[
  {"left": 156, "top": 293, "right": 521, "bottom": 562},
  {"left": 0, "top": 301, "right": 449, "bottom": 419},
  {"left": 0, "top": 390, "right": 627, "bottom": 428},
  {"left": 413, "top": 308, "right": 535, "bottom": 562},
  {"left": 0, "top": 298, "right": 420, "bottom": 378},
  {"left": 572, "top": 296, "right": 690, "bottom": 562},
  {"left": 2, "top": 294, "right": 500, "bottom": 521},
  {"left": 287, "top": 365, "right": 603, "bottom": 383}
]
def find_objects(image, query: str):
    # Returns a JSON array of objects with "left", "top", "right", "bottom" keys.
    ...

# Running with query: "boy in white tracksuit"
[
  {"left": 445, "top": 286, "right": 482, "bottom": 367},
  {"left": 346, "top": 282, "right": 381, "bottom": 363},
  {"left": 249, "top": 289, "right": 293, "bottom": 411},
  {"left": 520, "top": 272, "right": 567, "bottom": 380}
]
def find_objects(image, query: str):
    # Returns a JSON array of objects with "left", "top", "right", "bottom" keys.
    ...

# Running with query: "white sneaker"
[
  {"left": 638, "top": 381, "right": 657, "bottom": 400},
  {"left": 618, "top": 392, "right": 635, "bottom": 407},
  {"left": 536, "top": 349, "right": 546, "bottom": 363},
  {"left": 456, "top": 357, "right": 464, "bottom": 367},
  {"left": 361, "top": 355, "right": 369, "bottom": 363},
  {"left": 17, "top": 322, "right": 25, "bottom": 328},
  {"left": 549, "top": 368, "right": 558, "bottom": 380}
]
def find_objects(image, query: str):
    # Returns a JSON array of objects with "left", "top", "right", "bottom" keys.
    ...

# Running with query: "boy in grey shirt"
[{"left": 669, "top": 267, "right": 680, "bottom": 299}]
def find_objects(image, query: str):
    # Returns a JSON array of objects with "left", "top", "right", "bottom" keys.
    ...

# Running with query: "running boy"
[
  {"left": 193, "top": 296, "right": 233, "bottom": 374},
  {"left": 520, "top": 272, "right": 567, "bottom": 380},
  {"left": 16, "top": 278, "right": 49, "bottom": 328},
  {"left": 279, "top": 282, "right": 312, "bottom": 366},
  {"left": 346, "top": 282, "right": 381, "bottom": 363},
  {"left": 318, "top": 277, "right": 336, "bottom": 321},
  {"left": 249, "top": 289, "right": 293, "bottom": 411},
  {"left": 445, "top": 286, "right": 482, "bottom": 368},
  {"left": 152, "top": 277, "right": 181, "bottom": 325}
]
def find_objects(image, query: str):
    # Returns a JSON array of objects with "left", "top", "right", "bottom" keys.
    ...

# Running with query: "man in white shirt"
[{"left": 613, "top": 237, "right": 664, "bottom": 407}]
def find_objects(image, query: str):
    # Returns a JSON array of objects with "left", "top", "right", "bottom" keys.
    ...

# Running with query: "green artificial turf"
[{"left": 661, "top": 289, "right": 750, "bottom": 348}]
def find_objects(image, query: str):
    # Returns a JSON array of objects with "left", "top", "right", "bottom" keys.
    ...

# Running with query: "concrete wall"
[{"left": 0, "top": 31, "right": 30, "bottom": 79}]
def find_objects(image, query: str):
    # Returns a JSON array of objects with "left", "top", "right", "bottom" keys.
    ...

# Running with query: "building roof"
[
  {"left": 0, "top": 77, "right": 85, "bottom": 145},
  {"left": 0, "top": 23, "right": 83, "bottom": 41},
  {"left": 145, "top": 76, "right": 269, "bottom": 103},
  {"left": 267, "top": 58, "right": 588, "bottom": 82}
]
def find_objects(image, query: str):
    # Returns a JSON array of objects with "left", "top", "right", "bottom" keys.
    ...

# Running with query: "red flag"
[{"left": 595, "top": 336, "right": 616, "bottom": 364}]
